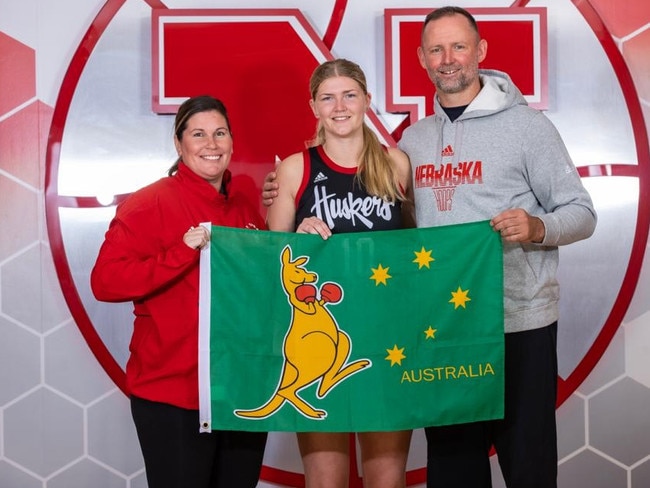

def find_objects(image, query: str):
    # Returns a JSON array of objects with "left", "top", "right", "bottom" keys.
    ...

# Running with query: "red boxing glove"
[
  {"left": 320, "top": 282, "right": 342, "bottom": 304},
  {"left": 295, "top": 283, "right": 317, "bottom": 303}
]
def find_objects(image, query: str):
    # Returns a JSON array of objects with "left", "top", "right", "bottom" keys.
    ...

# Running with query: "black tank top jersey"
[{"left": 294, "top": 146, "right": 402, "bottom": 234}]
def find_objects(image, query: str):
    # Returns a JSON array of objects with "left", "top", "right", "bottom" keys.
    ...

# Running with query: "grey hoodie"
[{"left": 399, "top": 69, "right": 597, "bottom": 333}]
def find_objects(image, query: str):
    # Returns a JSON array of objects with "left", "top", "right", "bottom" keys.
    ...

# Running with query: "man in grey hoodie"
[{"left": 398, "top": 6, "right": 596, "bottom": 488}]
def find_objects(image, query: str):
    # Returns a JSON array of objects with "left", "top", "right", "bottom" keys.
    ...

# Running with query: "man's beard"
[{"left": 432, "top": 65, "right": 478, "bottom": 95}]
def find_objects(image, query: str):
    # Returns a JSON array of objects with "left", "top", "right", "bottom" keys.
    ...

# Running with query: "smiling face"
[
  {"left": 309, "top": 75, "right": 370, "bottom": 140},
  {"left": 418, "top": 13, "right": 487, "bottom": 107},
  {"left": 174, "top": 109, "right": 233, "bottom": 188}
]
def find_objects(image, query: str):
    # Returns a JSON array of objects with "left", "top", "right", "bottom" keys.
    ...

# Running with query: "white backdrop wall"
[{"left": 0, "top": 1, "right": 649, "bottom": 487}]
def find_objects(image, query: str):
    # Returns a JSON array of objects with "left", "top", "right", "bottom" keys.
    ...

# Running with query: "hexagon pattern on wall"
[
  {"left": 0, "top": 19, "right": 144, "bottom": 488},
  {"left": 0, "top": 32, "right": 36, "bottom": 114}
]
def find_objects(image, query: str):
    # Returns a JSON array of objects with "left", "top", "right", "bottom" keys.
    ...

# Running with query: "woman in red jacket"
[{"left": 91, "top": 95, "right": 267, "bottom": 488}]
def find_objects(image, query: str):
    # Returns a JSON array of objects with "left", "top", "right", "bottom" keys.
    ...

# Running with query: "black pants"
[
  {"left": 131, "top": 396, "right": 268, "bottom": 488},
  {"left": 425, "top": 323, "right": 558, "bottom": 488}
]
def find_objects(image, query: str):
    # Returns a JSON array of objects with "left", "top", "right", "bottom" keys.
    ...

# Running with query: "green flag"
[{"left": 198, "top": 221, "right": 504, "bottom": 433}]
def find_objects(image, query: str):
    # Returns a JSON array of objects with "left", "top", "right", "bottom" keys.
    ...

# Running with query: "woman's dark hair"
[{"left": 167, "top": 95, "right": 231, "bottom": 176}]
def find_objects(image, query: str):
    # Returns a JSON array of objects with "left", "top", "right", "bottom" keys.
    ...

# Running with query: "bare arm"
[
  {"left": 266, "top": 152, "right": 333, "bottom": 239},
  {"left": 266, "top": 153, "right": 303, "bottom": 232}
]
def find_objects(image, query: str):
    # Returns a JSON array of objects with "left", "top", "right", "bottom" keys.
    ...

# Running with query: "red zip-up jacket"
[{"left": 91, "top": 162, "right": 266, "bottom": 409}]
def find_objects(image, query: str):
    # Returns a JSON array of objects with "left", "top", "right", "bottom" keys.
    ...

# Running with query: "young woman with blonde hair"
[{"left": 267, "top": 58, "right": 414, "bottom": 488}]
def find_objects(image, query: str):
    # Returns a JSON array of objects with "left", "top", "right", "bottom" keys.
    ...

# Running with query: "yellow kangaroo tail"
[{"left": 234, "top": 394, "right": 286, "bottom": 419}]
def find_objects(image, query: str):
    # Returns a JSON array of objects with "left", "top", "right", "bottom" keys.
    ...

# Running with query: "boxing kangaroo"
[{"left": 235, "top": 245, "right": 370, "bottom": 419}]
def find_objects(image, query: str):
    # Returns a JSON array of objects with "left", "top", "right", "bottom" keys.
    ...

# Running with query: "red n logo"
[
  {"left": 154, "top": 8, "right": 547, "bottom": 209},
  {"left": 152, "top": 9, "right": 395, "bottom": 210}
]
